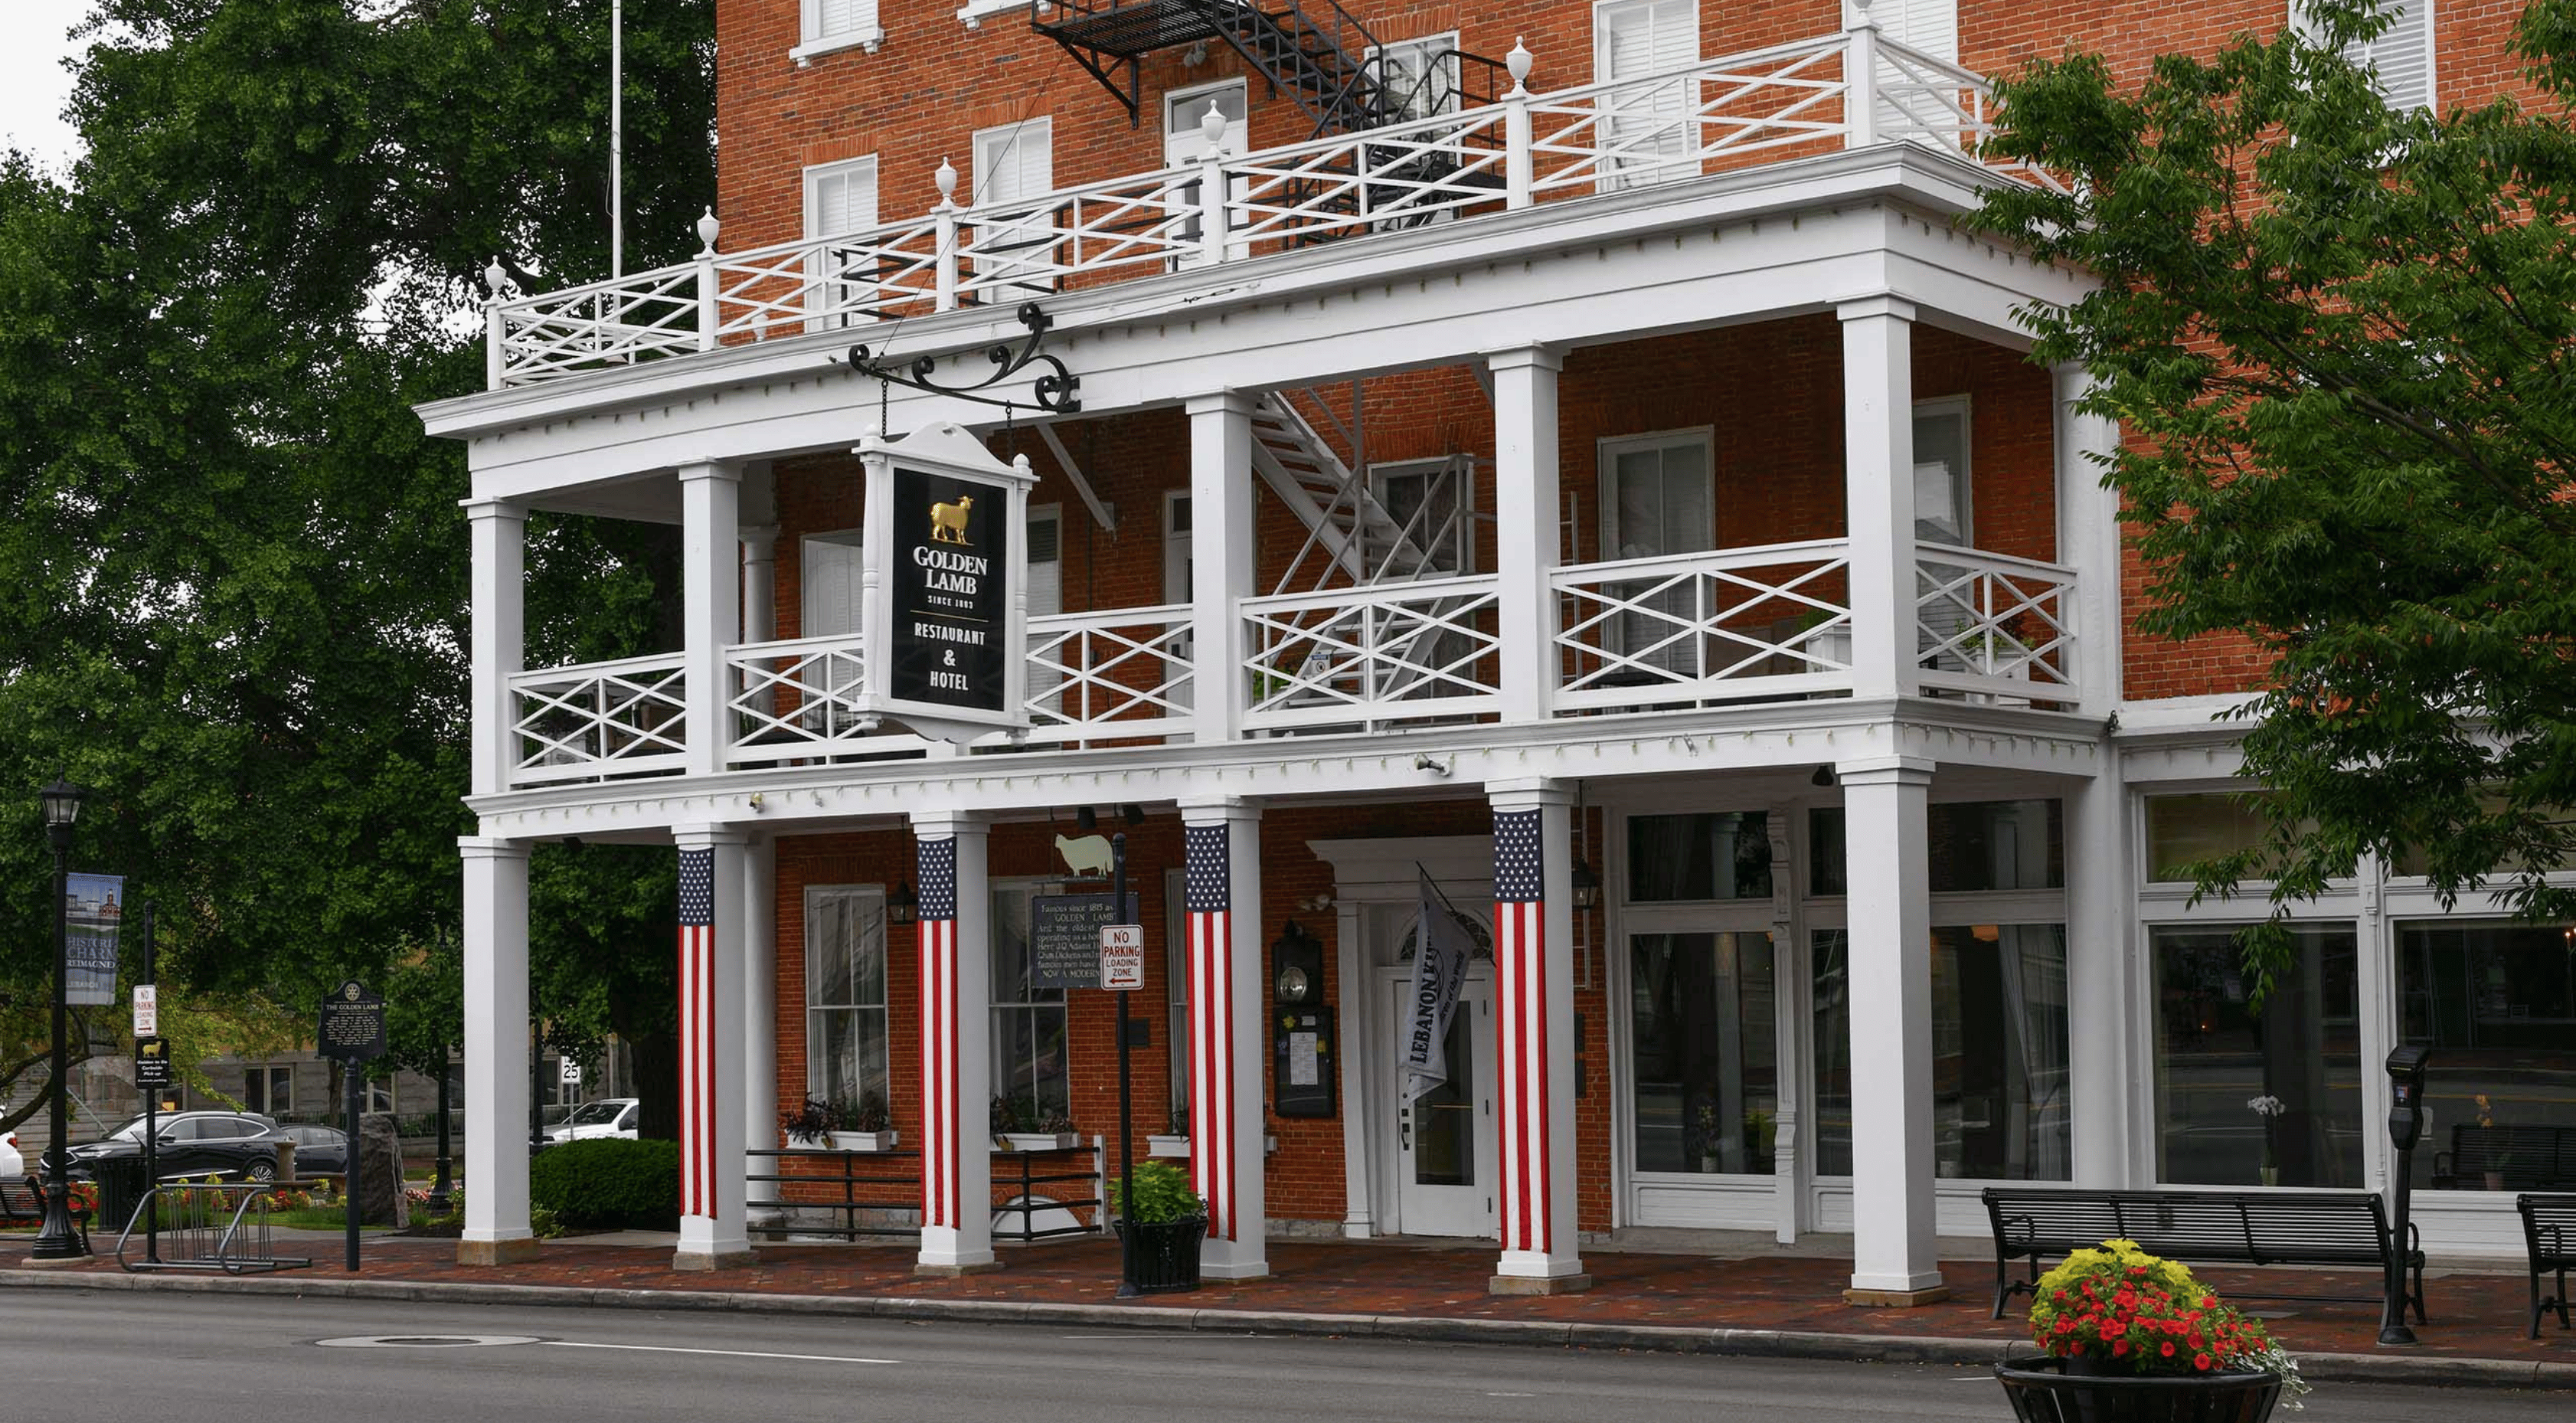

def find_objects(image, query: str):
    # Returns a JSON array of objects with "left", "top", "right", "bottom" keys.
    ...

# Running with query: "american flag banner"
[
  {"left": 916, "top": 836, "right": 960, "bottom": 1232},
  {"left": 1492, "top": 809, "right": 1551, "bottom": 1256},
  {"left": 678, "top": 848, "right": 716, "bottom": 1222},
  {"left": 1184, "top": 822, "right": 1236, "bottom": 1241}
]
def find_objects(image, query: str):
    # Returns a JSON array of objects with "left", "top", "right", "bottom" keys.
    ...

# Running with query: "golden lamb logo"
[{"left": 928, "top": 494, "right": 976, "bottom": 545}]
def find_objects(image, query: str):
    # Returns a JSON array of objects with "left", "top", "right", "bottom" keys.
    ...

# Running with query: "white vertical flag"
[{"left": 1400, "top": 869, "right": 1476, "bottom": 1104}]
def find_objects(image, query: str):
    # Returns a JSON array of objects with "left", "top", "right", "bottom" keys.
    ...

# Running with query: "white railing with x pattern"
[
  {"left": 1551, "top": 540, "right": 1855, "bottom": 712},
  {"left": 483, "top": 25, "right": 2050, "bottom": 388},
  {"left": 722, "top": 633, "right": 936, "bottom": 767},
  {"left": 508, "top": 653, "right": 689, "bottom": 785},
  {"left": 1240, "top": 574, "right": 1502, "bottom": 731},
  {"left": 1912, "top": 545, "right": 2077, "bottom": 705},
  {"left": 1024, "top": 604, "right": 1196, "bottom": 747}
]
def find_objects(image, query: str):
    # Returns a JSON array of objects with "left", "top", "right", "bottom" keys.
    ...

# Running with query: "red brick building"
[{"left": 424, "top": 0, "right": 2571, "bottom": 1295}]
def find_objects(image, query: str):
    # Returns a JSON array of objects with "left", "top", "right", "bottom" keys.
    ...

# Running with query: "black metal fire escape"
[{"left": 1035, "top": 0, "right": 1492, "bottom": 137}]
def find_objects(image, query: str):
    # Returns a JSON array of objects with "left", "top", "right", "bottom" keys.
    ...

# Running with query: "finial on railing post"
[
  {"left": 933, "top": 158, "right": 960, "bottom": 313},
  {"left": 696, "top": 207, "right": 721, "bottom": 257},
  {"left": 1847, "top": 2, "right": 1881, "bottom": 150},
  {"left": 1198, "top": 100, "right": 1230, "bottom": 151},
  {"left": 482, "top": 256, "right": 508, "bottom": 300},
  {"left": 1502, "top": 38, "right": 1536, "bottom": 210}
]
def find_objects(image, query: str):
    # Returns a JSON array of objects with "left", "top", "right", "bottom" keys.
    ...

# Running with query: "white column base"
[{"left": 914, "top": 1226, "right": 999, "bottom": 1275}]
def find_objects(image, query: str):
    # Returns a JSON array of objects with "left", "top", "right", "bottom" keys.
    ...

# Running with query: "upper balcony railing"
[
  {"left": 499, "top": 540, "right": 2081, "bottom": 791},
  {"left": 480, "top": 21, "right": 2058, "bottom": 390}
]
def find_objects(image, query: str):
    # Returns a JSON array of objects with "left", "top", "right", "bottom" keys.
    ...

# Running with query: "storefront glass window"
[
  {"left": 2397, "top": 921, "right": 2576, "bottom": 1191},
  {"left": 1630, "top": 931, "right": 1777, "bottom": 1174},
  {"left": 991, "top": 887, "right": 1071, "bottom": 1124},
  {"left": 2145, "top": 794, "right": 2277, "bottom": 882},
  {"left": 1808, "top": 800, "right": 2061, "bottom": 896},
  {"left": 2149, "top": 926, "right": 2362, "bottom": 1188},
  {"left": 1627, "top": 813, "right": 1772, "bottom": 901},
  {"left": 1812, "top": 924, "right": 2071, "bottom": 1179}
]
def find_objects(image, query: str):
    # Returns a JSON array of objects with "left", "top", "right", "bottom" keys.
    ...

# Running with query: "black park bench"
[
  {"left": 2434, "top": 1124, "right": 2576, "bottom": 1191},
  {"left": 1982, "top": 1186, "right": 2426, "bottom": 1327},
  {"left": 0, "top": 1175, "right": 43, "bottom": 1226},
  {"left": 2522, "top": 1193, "right": 2576, "bottom": 1340}
]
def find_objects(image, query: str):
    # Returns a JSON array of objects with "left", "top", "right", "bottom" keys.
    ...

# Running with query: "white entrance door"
[{"left": 1383, "top": 970, "right": 1496, "bottom": 1237}]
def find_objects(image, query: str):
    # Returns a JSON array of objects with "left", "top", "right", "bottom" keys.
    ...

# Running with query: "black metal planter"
[
  {"left": 1115, "top": 1215, "right": 1208, "bottom": 1294},
  {"left": 1994, "top": 1356, "right": 2281, "bottom": 1423}
]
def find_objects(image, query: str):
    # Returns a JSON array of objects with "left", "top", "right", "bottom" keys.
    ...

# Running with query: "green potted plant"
[
  {"left": 1993, "top": 1237, "right": 2309, "bottom": 1421},
  {"left": 780, "top": 1097, "right": 837, "bottom": 1148},
  {"left": 827, "top": 1091, "right": 897, "bottom": 1152},
  {"left": 1108, "top": 1158, "right": 1206, "bottom": 1295}
]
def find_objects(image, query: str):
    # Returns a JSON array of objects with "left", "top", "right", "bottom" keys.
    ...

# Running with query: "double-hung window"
[
  {"left": 2294, "top": 1, "right": 2434, "bottom": 111},
  {"left": 1845, "top": 0, "right": 1961, "bottom": 145},
  {"left": 969, "top": 119, "right": 1058, "bottom": 300},
  {"left": 806, "top": 886, "right": 891, "bottom": 1113},
  {"left": 1595, "top": 0, "right": 1699, "bottom": 188},
  {"left": 803, "top": 156, "right": 880, "bottom": 329},
  {"left": 794, "top": 0, "right": 883, "bottom": 64},
  {"left": 992, "top": 883, "right": 1072, "bottom": 1127}
]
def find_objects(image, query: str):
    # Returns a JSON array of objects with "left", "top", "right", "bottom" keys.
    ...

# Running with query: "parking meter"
[
  {"left": 2379, "top": 1045, "right": 2431, "bottom": 1345},
  {"left": 2385, "top": 1045, "right": 2429, "bottom": 1151}
]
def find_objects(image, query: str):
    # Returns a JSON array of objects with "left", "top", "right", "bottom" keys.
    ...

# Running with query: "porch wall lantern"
[{"left": 887, "top": 881, "right": 919, "bottom": 929}]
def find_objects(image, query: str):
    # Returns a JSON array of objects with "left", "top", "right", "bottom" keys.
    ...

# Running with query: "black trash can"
[
  {"left": 92, "top": 1155, "right": 152, "bottom": 1238},
  {"left": 1115, "top": 1215, "right": 1208, "bottom": 1294}
]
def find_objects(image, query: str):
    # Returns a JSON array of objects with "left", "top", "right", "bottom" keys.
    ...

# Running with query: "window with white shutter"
[
  {"left": 1845, "top": 0, "right": 1957, "bottom": 64},
  {"left": 1846, "top": 0, "right": 1960, "bottom": 146},
  {"left": 799, "top": 532, "right": 867, "bottom": 736},
  {"left": 802, "top": 156, "right": 880, "bottom": 328},
  {"left": 2294, "top": 0, "right": 2434, "bottom": 111},
  {"left": 970, "top": 119, "right": 1058, "bottom": 298},
  {"left": 1595, "top": 0, "right": 1700, "bottom": 188},
  {"left": 798, "top": 0, "right": 884, "bottom": 58}
]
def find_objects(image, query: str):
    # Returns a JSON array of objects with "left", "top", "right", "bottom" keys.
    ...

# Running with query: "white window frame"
[
  {"left": 956, "top": 0, "right": 1033, "bottom": 28},
  {"left": 1372, "top": 31, "right": 1466, "bottom": 122},
  {"left": 793, "top": 0, "right": 884, "bottom": 64},
  {"left": 799, "top": 528, "right": 867, "bottom": 640},
  {"left": 1162, "top": 490, "right": 1194, "bottom": 606},
  {"left": 1597, "top": 427, "right": 1716, "bottom": 563},
  {"left": 1369, "top": 456, "right": 1474, "bottom": 576},
  {"left": 801, "top": 155, "right": 881, "bottom": 331},
  {"left": 1593, "top": 0, "right": 1701, "bottom": 190},
  {"left": 1912, "top": 394, "right": 1973, "bottom": 548},
  {"left": 969, "top": 117, "right": 1060, "bottom": 299},
  {"left": 805, "top": 884, "right": 891, "bottom": 1111},
  {"left": 991, "top": 878, "right": 1074, "bottom": 1134}
]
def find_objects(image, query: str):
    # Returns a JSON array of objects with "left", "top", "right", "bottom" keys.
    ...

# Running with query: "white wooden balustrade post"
[
  {"left": 695, "top": 208, "right": 721, "bottom": 352},
  {"left": 678, "top": 460, "right": 742, "bottom": 777},
  {"left": 933, "top": 158, "right": 960, "bottom": 313},
  {"left": 1502, "top": 38, "right": 1536, "bottom": 211},
  {"left": 1198, "top": 102, "right": 1232, "bottom": 267},
  {"left": 1847, "top": 0, "right": 1881, "bottom": 150},
  {"left": 482, "top": 257, "right": 509, "bottom": 389}
]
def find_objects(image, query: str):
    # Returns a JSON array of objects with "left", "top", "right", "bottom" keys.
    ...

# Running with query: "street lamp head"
[{"left": 38, "top": 776, "right": 83, "bottom": 839}]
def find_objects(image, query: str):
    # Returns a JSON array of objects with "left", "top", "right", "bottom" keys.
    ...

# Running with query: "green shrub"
[
  {"left": 528, "top": 1138, "right": 681, "bottom": 1229},
  {"left": 1107, "top": 1160, "right": 1201, "bottom": 1225}
]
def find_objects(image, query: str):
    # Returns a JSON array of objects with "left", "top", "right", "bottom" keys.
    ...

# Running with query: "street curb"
[{"left": 3, "top": 1268, "right": 2568, "bottom": 1389}]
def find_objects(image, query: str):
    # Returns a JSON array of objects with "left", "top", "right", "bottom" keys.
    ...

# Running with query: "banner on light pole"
[{"left": 65, "top": 872, "right": 125, "bottom": 1006}]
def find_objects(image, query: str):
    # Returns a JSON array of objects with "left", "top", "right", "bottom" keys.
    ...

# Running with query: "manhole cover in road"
[{"left": 314, "top": 1335, "right": 544, "bottom": 1349}]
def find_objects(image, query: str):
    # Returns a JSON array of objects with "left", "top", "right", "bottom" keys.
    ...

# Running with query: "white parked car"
[{"left": 545, "top": 1098, "right": 639, "bottom": 1143}]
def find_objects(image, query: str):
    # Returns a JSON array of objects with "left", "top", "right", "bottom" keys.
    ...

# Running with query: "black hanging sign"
[
  {"left": 857, "top": 420, "right": 1038, "bottom": 744},
  {"left": 134, "top": 1035, "right": 172, "bottom": 1089}
]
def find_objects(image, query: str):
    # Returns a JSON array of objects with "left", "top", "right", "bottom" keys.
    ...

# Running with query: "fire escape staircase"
[{"left": 1035, "top": 0, "right": 1406, "bottom": 136}]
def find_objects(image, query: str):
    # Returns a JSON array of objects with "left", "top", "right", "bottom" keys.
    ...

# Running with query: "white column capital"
[
  {"left": 1483, "top": 344, "right": 1564, "bottom": 375},
  {"left": 1833, "top": 755, "right": 1937, "bottom": 787},
  {"left": 456, "top": 835, "right": 531, "bottom": 862},
  {"left": 1836, "top": 295, "right": 1917, "bottom": 325},
  {"left": 676, "top": 459, "right": 742, "bottom": 485},
  {"left": 1486, "top": 777, "right": 1574, "bottom": 812},
  {"left": 461, "top": 496, "right": 526, "bottom": 525},
  {"left": 1182, "top": 390, "right": 1260, "bottom": 418},
  {"left": 674, "top": 823, "right": 754, "bottom": 850},
  {"left": 909, "top": 808, "right": 989, "bottom": 839},
  {"left": 1176, "top": 794, "right": 1263, "bottom": 824},
  {"left": 2050, "top": 359, "right": 2098, "bottom": 396},
  {"left": 739, "top": 524, "right": 780, "bottom": 558}
]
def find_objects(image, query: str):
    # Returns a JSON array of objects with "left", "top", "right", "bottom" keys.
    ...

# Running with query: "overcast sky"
[{"left": 0, "top": 1, "right": 95, "bottom": 175}]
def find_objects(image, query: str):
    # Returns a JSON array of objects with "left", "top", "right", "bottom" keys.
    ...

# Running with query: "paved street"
[{"left": 0, "top": 1291, "right": 2561, "bottom": 1422}]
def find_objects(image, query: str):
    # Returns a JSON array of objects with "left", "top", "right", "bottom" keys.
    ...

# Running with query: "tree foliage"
[
  {"left": 0, "top": 2, "right": 711, "bottom": 1116},
  {"left": 1971, "top": 0, "right": 2576, "bottom": 977}
]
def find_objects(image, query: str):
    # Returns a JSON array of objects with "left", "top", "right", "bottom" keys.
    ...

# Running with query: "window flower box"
[{"left": 1000, "top": 1131, "right": 1080, "bottom": 1152}]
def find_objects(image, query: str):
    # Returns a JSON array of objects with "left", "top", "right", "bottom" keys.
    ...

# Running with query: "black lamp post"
[{"left": 31, "top": 775, "right": 87, "bottom": 1260}]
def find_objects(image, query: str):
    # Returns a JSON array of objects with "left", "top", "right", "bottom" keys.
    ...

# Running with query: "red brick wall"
[{"left": 770, "top": 797, "right": 1618, "bottom": 1231}]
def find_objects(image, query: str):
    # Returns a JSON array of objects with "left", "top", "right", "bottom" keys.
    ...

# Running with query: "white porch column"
[
  {"left": 743, "top": 833, "right": 780, "bottom": 1212},
  {"left": 1486, "top": 779, "right": 1588, "bottom": 1294},
  {"left": 466, "top": 499, "right": 525, "bottom": 797},
  {"left": 1185, "top": 392, "right": 1256, "bottom": 743},
  {"left": 912, "top": 810, "right": 997, "bottom": 1274},
  {"left": 1836, "top": 754, "right": 1945, "bottom": 1304},
  {"left": 1487, "top": 345, "right": 1563, "bottom": 721},
  {"left": 2051, "top": 361, "right": 2123, "bottom": 718},
  {"left": 1179, "top": 796, "right": 1269, "bottom": 1280},
  {"left": 1839, "top": 298, "right": 1919, "bottom": 700},
  {"left": 458, "top": 836, "right": 536, "bottom": 1265},
  {"left": 679, "top": 460, "right": 741, "bottom": 777},
  {"left": 675, "top": 826, "right": 754, "bottom": 1269}
]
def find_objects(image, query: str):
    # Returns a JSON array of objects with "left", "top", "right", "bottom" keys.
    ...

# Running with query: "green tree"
[
  {"left": 1970, "top": 0, "right": 2576, "bottom": 983},
  {"left": 0, "top": 2, "right": 711, "bottom": 1124}
]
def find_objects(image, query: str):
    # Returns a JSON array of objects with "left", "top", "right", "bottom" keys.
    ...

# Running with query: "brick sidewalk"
[{"left": 9, "top": 1228, "right": 2568, "bottom": 1367}]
